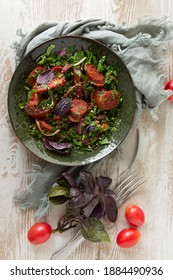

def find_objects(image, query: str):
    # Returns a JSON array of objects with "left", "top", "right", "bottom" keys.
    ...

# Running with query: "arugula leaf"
[
  {"left": 97, "top": 56, "right": 106, "bottom": 72},
  {"left": 85, "top": 50, "right": 97, "bottom": 65},
  {"left": 36, "top": 44, "right": 55, "bottom": 65},
  {"left": 99, "top": 138, "right": 110, "bottom": 145}
]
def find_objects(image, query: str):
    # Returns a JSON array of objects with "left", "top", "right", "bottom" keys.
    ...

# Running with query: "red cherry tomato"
[
  {"left": 27, "top": 222, "right": 52, "bottom": 245},
  {"left": 116, "top": 228, "right": 140, "bottom": 248},
  {"left": 125, "top": 204, "right": 145, "bottom": 227},
  {"left": 164, "top": 80, "right": 173, "bottom": 100}
]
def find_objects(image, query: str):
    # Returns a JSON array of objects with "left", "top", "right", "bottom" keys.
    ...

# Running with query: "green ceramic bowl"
[{"left": 8, "top": 36, "right": 136, "bottom": 166}]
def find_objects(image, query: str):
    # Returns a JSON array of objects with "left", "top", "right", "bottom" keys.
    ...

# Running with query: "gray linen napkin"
[{"left": 13, "top": 17, "right": 173, "bottom": 220}]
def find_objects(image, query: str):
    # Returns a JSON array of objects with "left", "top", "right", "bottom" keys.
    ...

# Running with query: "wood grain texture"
[{"left": 0, "top": 0, "right": 173, "bottom": 260}]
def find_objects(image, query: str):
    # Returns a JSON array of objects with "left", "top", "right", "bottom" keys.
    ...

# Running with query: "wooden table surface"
[{"left": 1, "top": 0, "right": 173, "bottom": 260}]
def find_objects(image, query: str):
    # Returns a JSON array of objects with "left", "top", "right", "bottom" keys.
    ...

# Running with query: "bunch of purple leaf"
[{"left": 48, "top": 170, "right": 118, "bottom": 242}]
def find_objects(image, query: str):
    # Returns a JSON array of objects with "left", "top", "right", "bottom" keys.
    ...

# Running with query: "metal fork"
[
  {"left": 115, "top": 170, "right": 146, "bottom": 207},
  {"left": 50, "top": 169, "right": 147, "bottom": 260}
]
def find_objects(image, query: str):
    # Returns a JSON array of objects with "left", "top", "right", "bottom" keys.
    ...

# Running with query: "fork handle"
[{"left": 50, "top": 232, "right": 84, "bottom": 260}]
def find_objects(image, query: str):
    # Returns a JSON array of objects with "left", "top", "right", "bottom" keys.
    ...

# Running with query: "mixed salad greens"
[{"left": 21, "top": 44, "right": 122, "bottom": 154}]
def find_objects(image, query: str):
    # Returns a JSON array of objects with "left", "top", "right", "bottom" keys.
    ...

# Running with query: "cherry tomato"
[
  {"left": 27, "top": 222, "right": 52, "bottom": 245},
  {"left": 125, "top": 204, "right": 145, "bottom": 227},
  {"left": 164, "top": 80, "right": 173, "bottom": 100},
  {"left": 116, "top": 228, "right": 140, "bottom": 248}
]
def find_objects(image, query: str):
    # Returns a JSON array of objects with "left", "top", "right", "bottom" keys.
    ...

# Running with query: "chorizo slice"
[
  {"left": 50, "top": 65, "right": 64, "bottom": 74},
  {"left": 84, "top": 64, "right": 105, "bottom": 86},
  {"left": 67, "top": 99, "right": 89, "bottom": 123},
  {"left": 94, "top": 89, "right": 120, "bottom": 110}
]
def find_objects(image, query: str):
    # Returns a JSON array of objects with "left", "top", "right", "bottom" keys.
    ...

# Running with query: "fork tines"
[{"left": 114, "top": 170, "right": 147, "bottom": 207}]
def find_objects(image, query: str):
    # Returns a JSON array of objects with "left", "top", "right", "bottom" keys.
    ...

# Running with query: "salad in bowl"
[{"left": 8, "top": 36, "right": 136, "bottom": 165}]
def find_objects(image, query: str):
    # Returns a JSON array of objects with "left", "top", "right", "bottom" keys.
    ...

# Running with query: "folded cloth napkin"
[{"left": 12, "top": 17, "right": 173, "bottom": 258}]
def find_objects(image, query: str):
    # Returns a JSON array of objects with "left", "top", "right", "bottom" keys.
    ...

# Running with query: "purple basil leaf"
[
  {"left": 56, "top": 176, "right": 74, "bottom": 188},
  {"left": 61, "top": 63, "right": 71, "bottom": 73},
  {"left": 69, "top": 187, "right": 85, "bottom": 207},
  {"left": 89, "top": 200, "right": 105, "bottom": 220},
  {"left": 70, "top": 187, "right": 81, "bottom": 197},
  {"left": 57, "top": 216, "right": 66, "bottom": 228},
  {"left": 83, "top": 124, "right": 96, "bottom": 134},
  {"left": 44, "top": 139, "right": 71, "bottom": 151},
  {"left": 88, "top": 125, "right": 96, "bottom": 132},
  {"left": 96, "top": 176, "right": 112, "bottom": 193},
  {"left": 104, "top": 195, "right": 118, "bottom": 223},
  {"left": 105, "top": 189, "right": 115, "bottom": 195},
  {"left": 44, "top": 139, "right": 57, "bottom": 151},
  {"left": 79, "top": 171, "right": 95, "bottom": 194},
  {"left": 54, "top": 98, "right": 72, "bottom": 117},
  {"left": 62, "top": 172, "right": 77, "bottom": 188},
  {"left": 36, "top": 70, "right": 55, "bottom": 84}
]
